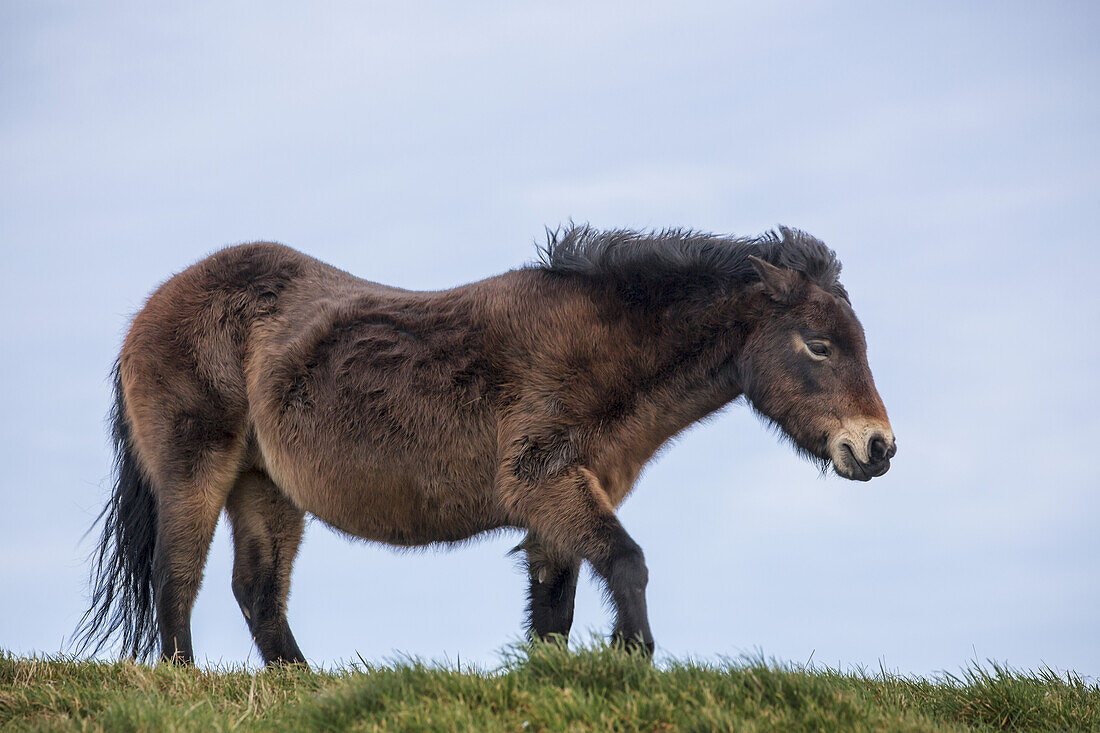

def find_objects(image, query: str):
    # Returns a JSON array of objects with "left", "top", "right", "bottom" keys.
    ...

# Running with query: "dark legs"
[
  {"left": 513, "top": 467, "right": 654, "bottom": 655},
  {"left": 593, "top": 524, "right": 652, "bottom": 653},
  {"left": 225, "top": 471, "right": 307, "bottom": 666},
  {"left": 521, "top": 534, "right": 581, "bottom": 643},
  {"left": 146, "top": 462, "right": 304, "bottom": 666},
  {"left": 153, "top": 499, "right": 218, "bottom": 665},
  {"left": 152, "top": 461, "right": 239, "bottom": 665}
]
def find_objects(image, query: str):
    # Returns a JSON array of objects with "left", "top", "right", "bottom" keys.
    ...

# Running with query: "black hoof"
[{"left": 611, "top": 631, "right": 654, "bottom": 659}]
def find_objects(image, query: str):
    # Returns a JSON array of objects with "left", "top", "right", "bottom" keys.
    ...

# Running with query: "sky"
[{"left": 1, "top": 1, "right": 1098, "bottom": 676}]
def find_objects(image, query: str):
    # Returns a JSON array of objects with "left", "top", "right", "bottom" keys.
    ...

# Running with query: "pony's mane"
[{"left": 533, "top": 225, "right": 848, "bottom": 302}]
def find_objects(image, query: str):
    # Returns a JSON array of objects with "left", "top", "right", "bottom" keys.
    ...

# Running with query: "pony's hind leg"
[
  {"left": 518, "top": 533, "right": 580, "bottom": 645},
  {"left": 151, "top": 447, "right": 242, "bottom": 665},
  {"left": 225, "top": 471, "right": 306, "bottom": 666}
]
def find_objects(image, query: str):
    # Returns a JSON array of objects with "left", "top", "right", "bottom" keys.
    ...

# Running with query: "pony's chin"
[{"left": 834, "top": 461, "right": 872, "bottom": 481}]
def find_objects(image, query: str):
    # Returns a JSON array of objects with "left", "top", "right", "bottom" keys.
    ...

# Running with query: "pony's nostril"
[{"left": 868, "top": 436, "right": 888, "bottom": 463}]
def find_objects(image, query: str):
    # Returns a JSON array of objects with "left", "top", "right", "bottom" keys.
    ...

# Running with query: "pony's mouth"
[
  {"left": 827, "top": 420, "right": 895, "bottom": 482},
  {"left": 833, "top": 441, "right": 891, "bottom": 481}
]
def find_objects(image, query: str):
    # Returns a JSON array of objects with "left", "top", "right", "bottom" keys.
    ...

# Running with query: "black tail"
[{"left": 73, "top": 362, "right": 160, "bottom": 660}]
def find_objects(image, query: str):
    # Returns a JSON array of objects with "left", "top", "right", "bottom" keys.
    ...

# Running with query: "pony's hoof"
[{"left": 610, "top": 632, "right": 655, "bottom": 659}]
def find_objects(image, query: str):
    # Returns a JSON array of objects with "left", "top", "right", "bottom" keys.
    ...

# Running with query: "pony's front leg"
[
  {"left": 517, "top": 533, "right": 581, "bottom": 644},
  {"left": 508, "top": 466, "right": 653, "bottom": 655},
  {"left": 598, "top": 523, "right": 652, "bottom": 654}
]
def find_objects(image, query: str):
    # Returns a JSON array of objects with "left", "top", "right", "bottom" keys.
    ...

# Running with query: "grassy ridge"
[{"left": 2, "top": 642, "right": 1097, "bottom": 732}]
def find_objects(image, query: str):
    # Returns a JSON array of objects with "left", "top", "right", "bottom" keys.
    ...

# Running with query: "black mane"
[{"left": 534, "top": 225, "right": 848, "bottom": 302}]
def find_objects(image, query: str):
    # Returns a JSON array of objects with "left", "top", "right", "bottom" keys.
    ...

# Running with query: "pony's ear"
[{"left": 748, "top": 256, "right": 800, "bottom": 303}]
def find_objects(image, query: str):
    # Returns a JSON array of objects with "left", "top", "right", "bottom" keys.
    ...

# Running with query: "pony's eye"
[{"left": 806, "top": 341, "right": 830, "bottom": 358}]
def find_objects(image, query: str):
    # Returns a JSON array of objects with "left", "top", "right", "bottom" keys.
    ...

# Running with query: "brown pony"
[{"left": 76, "top": 226, "right": 895, "bottom": 665}]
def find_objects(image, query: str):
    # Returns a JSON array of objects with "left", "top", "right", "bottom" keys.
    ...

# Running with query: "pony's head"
[{"left": 738, "top": 255, "right": 895, "bottom": 481}]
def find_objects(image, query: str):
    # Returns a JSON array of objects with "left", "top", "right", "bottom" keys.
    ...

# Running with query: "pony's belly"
[
  {"left": 251, "top": 420, "right": 504, "bottom": 547},
  {"left": 283, "top": 472, "right": 505, "bottom": 547}
]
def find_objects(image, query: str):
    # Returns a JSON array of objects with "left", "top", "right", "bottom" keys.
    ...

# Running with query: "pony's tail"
[{"left": 73, "top": 362, "right": 160, "bottom": 661}]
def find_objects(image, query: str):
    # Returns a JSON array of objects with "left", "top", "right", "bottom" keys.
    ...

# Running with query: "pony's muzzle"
[
  {"left": 868, "top": 434, "right": 896, "bottom": 464},
  {"left": 829, "top": 423, "right": 896, "bottom": 481}
]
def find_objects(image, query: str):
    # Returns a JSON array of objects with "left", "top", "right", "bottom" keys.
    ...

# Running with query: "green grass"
[{"left": 2, "top": 641, "right": 1097, "bottom": 732}]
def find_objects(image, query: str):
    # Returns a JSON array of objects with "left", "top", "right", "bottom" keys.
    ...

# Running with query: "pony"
[{"left": 76, "top": 225, "right": 895, "bottom": 665}]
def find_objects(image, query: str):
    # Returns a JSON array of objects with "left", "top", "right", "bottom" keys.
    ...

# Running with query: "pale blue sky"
[{"left": 2, "top": 2, "right": 1098, "bottom": 675}]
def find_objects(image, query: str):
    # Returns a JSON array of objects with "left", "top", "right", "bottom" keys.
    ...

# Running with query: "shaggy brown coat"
[{"left": 77, "top": 227, "right": 895, "bottom": 665}]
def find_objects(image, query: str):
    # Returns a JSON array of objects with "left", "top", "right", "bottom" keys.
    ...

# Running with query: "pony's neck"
[{"left": 601, "top": 284, "right": 754, "bottom": 444}]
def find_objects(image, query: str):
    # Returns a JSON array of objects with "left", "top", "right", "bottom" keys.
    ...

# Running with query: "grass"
[{"left": 1, "top": 641, "right": 1097, "bottom": 732}]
